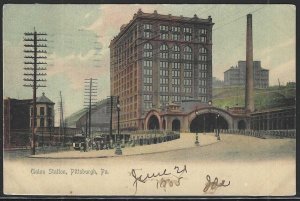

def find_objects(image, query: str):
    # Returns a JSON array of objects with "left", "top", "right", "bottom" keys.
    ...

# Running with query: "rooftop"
[
  {"left": 110, "top": 9, "right": 214, "bottom": 45},
  {"left": 36, "top": 92, "right": 55, "bottom": 104}
]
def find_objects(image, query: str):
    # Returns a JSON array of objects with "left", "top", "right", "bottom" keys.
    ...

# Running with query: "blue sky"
[{"left": 3, "top": 4, "right": 296, "bottom": 124}]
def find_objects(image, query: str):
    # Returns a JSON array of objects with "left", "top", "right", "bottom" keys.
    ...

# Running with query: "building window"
[
  {"left": 143, "top": 60, "right": 153, "bottom": 67},
  {"left": 199, "top": 87, "right": 207, "bottom": 93},
  {"left": 160, "top": 78, "right": 169, "bottom": 85},
  {"left": 172, "top": 70, "right": 180, "bottom": 77},
  {"left": 199, "top": 28, "right": 207, "bottom": 35},
  {"left": 184, "top": 35, "right": 192, "bottom": 41},
  {"left": 172, "top": 62, "right": 180, "bottom": 69},
  {"left": 160, "top": 33, "right": 169, "bottom": 40},
  {"left": 144, "top": 102, "right": 152, "bottom": 110},
  {"left": 199, "top": 63, "right": 207, "bottom": 71},
  {"left": 171, "top": 26, "right": 180, "bottom": 32},
  {"left": 40, "top": 118, "right": 44, "bottom": 127},
  {"left": 160, "top": 25, "right": 168, "bottom": 31},
  {"left": 160, "top": 86, "right": 169, "bottom": 92},
  {"left": 160, "top": 95, "right": 169, "bottom": 102},
  {"left": 160, "top": 61, "right": 168, "bottom": 68},
  {"left": 160, "top": 69, "right": 169, "bottom": 77},
  {"left": 160, "top": 44, "right": 169, "bottom": 59},
  {"left": 199, "top": 55, "right": 207, "bottom": 61},
  {"left": 144, "top": 69, "right": 152, "bottom": 76},
  {"left": 200, "top": 36, "right": 206, "bottom": 43},
  {"left": 171, "top": 45, "right": 180, "bottom": 60},
  {"left": 143, "top": 85, "right": 152, "bottom": 91},
  {"left": 172, "top": 96, "right": 181, "bottom": 102},
  {"left": 184, "top": 71, "right": 192, "bottom": 78},
  {"left": 199, "top": 72, "right": 207, "bottom": 78},
  {"left": 184, "top": 63, "right": 192, "bottom": 70},
  {"left": 172, "top": 33, "right": 180, "bottom": 41},
  {"left": 183, "top": 46, "right": 192, "bottom": 60},
  {"left": 40, "top": 107, "right": 44, "bottom": 116},
  {"left": 199, "top": 47, "right": 207, "bottom": 54},
  {"left": 143, "top": 31, "right": 152, "bottom": 38},
  {"left": 143, "top": 94, "right": 152, "bottom": 101},
  {"left": 160, "top": 52, "right": 169, "bottom": 59},
  {"left": 143, "top": 43, "right": 153, "bottom": 58},
  {"left": 183, "top": 27, "right": 192, "bottom": 33},
  {"left": 47, "top": 107, "right": 52, "bottom": 116},
  {"left": 160, "top": 44, "right": 168, "bottom": 51},
  {"left": 184, "top": 87, "right": 192, "bottom": 93},
  {"left": 184, "top": 79, "right": 192, "bottom": 86},
  {"left": 172, "top": 78, "right": 180, "bottom": 85},
  {"left": 144, "top": 24, "right": 152, "bottom": 30},
  {"left": 172, "top": 86, "right": 180, "bottom": 93},
  {"left": 144, "top": 77, "right": 152, "bottom": 84}
]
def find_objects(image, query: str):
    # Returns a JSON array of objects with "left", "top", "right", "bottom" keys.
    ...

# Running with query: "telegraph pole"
[
  {"left": 23, "top": 28, "right": 47, "bottom": 155},
  {"left": 58, "top": 91, "right": 65, "bottom": 145},
  {"left": 84, "top": 78, "right": 98, "bottom": 139}
]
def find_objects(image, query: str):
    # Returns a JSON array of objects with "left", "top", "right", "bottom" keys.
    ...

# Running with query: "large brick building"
[
  {"left": 109, "top": 9, "right": 214, "bottom": 131},
  {"left": 224, "top": 61, "right": 269, "bottom": 88}
]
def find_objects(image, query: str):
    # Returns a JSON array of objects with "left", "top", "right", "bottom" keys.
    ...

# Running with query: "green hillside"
[{"left": 212, "top": 85, "right": 296, "bottom": 110}]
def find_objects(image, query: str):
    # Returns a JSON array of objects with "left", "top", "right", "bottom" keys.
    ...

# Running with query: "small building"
[{"left": 30, "top": 92, "right": 55, "bottom": 128}]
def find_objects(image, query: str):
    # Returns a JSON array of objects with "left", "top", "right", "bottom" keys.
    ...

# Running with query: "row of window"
[
  {"left": 144, "top": 43, "right": 207, "bottom": 53},
  {"left": 143, "top": 24, "right": 208, "bottom": 35},
  {"left": 144, "top": 31, "right": 207, "bottom": 42}
]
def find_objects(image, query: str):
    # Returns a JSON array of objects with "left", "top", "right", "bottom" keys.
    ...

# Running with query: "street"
[{"left": 3, "top": 133, "right": 295, "bottom": 196}]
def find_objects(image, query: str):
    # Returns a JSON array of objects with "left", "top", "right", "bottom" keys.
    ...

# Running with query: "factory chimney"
[{"left": 245, "top": 14, "right": 255, "bottom": 112}]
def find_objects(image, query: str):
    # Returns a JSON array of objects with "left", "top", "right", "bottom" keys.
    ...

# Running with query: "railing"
[
  {"left": 125, "top": 132, "right": 181, "bottom": 147},
  {"left": 219, "top": 129, "right": 296, "bottom": 139}
]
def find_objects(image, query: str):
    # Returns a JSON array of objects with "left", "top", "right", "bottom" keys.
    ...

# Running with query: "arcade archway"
[
  {"left": 190, "top": 113, "right": 228, "bottom": 132},
  {"left": 172, "top": 119, "right": 180, "bottom": 131},
  {"left": 148, "top": 115, "right": 160, "bottom": 130}
]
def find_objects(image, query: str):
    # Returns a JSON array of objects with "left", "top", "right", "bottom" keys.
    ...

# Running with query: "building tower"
[{"left": 109, "top": 9, "right": 214, "bottom": 130}]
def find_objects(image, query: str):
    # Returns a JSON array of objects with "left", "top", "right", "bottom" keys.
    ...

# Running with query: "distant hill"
[{"left": 212, "top": 85, "right": 296, "bottom": 110}]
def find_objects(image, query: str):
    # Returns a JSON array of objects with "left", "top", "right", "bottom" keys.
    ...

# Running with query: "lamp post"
[
  {"left": 115, "top": 96, "right": 122, "bottom": 155},
  {"left": 195, "top": 111, "right": 200, "bottom": 145},
  {"left": 216, "top": 113, "right": 220, "bottom": 140},
  {"left": 203, "top": 116, "right": 206, "bottom": 135}
]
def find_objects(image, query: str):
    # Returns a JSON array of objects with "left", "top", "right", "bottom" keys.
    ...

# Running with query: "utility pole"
[
  {"left": 84, "top": 78, "right": 98, "bottom": 139},
  {"left": 58, "top": 91, "right": 65, "bottom": 146},
  {"left": 23, "top": 28, "right": 47, "bottom": 155},
  {"left": 107, "top": 96, "right": 117, "bottom": 144}
]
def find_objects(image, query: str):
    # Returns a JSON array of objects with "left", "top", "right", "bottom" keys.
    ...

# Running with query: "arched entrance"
[
  {"left": 238, "top": 120, "right": 246, "bottom": 130},
  {"left": 148, "top": 115, "right": 160, "bottom": 130},
  {"left": 172, "top": 119, "right": 180, "bottom": 131},
  {"left": 190, "top": 113, "right": 229, "bottom": 132}
]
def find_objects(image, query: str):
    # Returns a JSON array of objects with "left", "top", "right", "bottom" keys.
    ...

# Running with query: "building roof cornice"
[{"left": 110, "top": 9, "right": 214, "bottom": 47}]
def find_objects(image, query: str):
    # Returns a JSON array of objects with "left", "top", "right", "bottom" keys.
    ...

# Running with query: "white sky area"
[{"left": 3, "top": 4, "right": 296, "bottom": 123}]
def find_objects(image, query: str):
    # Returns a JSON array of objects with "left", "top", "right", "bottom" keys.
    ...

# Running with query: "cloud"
[{"left": 47, "top": 50, "right": 109, "bottom": 91}]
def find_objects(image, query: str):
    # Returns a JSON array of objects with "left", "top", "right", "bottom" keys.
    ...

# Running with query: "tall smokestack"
[{"left": 245, "top": 14, "right": 254, "bottom": 112}]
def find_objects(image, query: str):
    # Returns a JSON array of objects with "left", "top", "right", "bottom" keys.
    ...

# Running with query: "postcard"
[{"left": 3, "top": 4, "right": 296, "bottom": 196}]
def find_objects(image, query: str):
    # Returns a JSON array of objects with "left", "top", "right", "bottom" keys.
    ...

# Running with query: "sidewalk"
[{"left": 29, "top": 133, "right": 220, "bottom": 159}]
